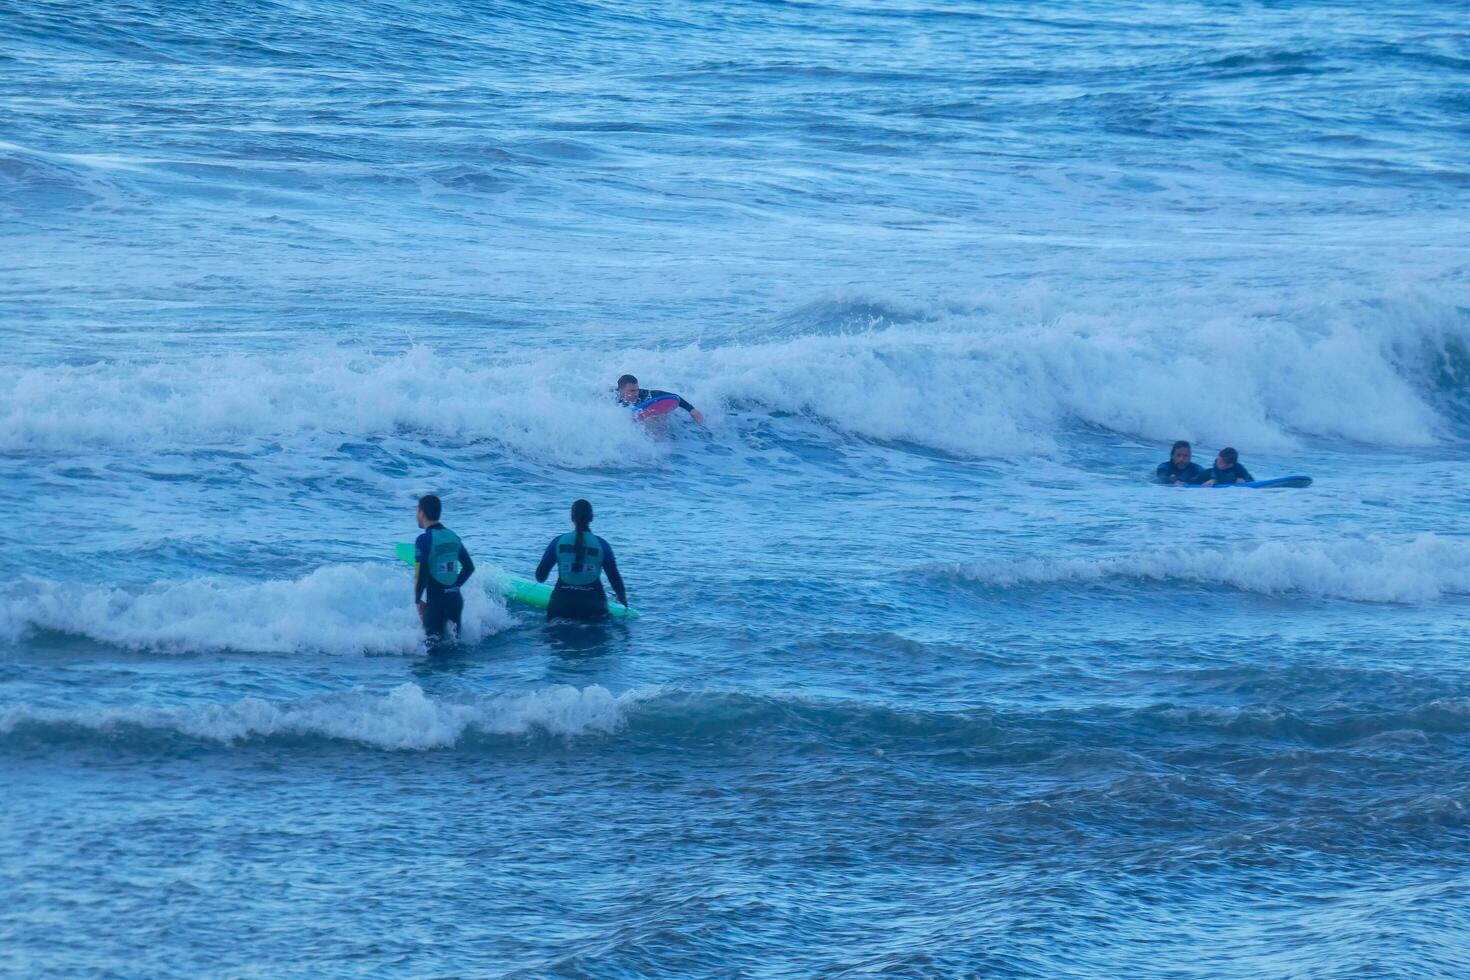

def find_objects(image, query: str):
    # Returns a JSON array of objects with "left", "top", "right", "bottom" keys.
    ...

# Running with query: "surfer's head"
[
  {"left": 1215, "top": 447, "right": 1239, "bottom": 469},
  {"left": 616, "top": 374, "right": 639, "bottom": 403},
  {"left": 416, "top": 493, "right": 442, "bottom": 528},
  {"left": 1170, "top": 440, "right": 1192, "bottom": 467},
  {"left": 571, "top": 498, "right": 594, "bottom": 531}
]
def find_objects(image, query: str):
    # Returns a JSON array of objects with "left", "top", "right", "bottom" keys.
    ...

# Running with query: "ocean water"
[{"left": 3, "top": 0, "right": 1469, "bottom": 974}]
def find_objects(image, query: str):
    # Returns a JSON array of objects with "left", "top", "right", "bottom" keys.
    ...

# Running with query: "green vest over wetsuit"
[
  {"left": 426, "top": 528, "right": 465, "bottom": 587},
  {"left": 556, "top": 530, "right": 603, "bottom": 587}
]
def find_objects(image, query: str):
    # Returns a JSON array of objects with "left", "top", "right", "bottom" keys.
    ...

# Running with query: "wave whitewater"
[
  {"left": 4, "top": 288, "right": 1466, "bottom": 461},
  {"left": 0, "top": 563, "right": 515, "bottom": 655}
]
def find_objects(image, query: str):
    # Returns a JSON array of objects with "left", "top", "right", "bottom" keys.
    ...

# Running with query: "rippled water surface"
[{"left": 3, "top": 0, "right": 1469, "bottom": 975}]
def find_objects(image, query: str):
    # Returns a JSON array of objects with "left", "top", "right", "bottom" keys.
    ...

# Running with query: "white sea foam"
[
  {"left": 0, "top": 563, "right": 514, "bottom": 654},
  {"left": 661, "top": 287, "right": 1462, "bottom": 454},
  {"left": 0, "top": 345, "right": 661, "bottom": 466},
  {"left": 0, "top": 682, "right": 633, "bottom": 749},
  {"left": 2, "top": 288, "right": 1463, "bottom": 460},
  {"left": 935, "top": 533, "right": 1470, "bottom": 603}
]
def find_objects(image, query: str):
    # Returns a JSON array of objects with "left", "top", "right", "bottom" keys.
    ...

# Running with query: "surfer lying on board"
[
  {"left": 1156, "top": 440, "right": 1206, "bottom": 485},
  {"left": 616, "top": 374, "right": 706, "bottom": 424},
  {"left": 535, "top": 499, "right": 628, "bottom": 621},
  {"left": 414, "top": 494, "right": 475, "bottom": 644},
  {"left": 1199, "top": 447, "right": 1254, "bottom": 486}
]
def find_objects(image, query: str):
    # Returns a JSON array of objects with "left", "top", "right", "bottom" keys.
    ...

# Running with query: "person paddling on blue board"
[
  {"left": 535, "top": 499, "right": 628, "bottom": 621},
  {"left": 1199, "top": 447, "right": 1254, "bottom": 486},
  {"left": 616, "top": 374, "right": 705, "bottom": 423},
  {"left": 1156, "top": 440, "right": 1206, "bottom": 485},
  {"left": 413, "top": 494, "right": 475, "bottom": 644}
]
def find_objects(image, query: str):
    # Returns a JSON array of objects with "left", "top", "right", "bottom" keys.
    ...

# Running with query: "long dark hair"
[{"left": 571, "top": 499, "right": 594, "bottom": 571}]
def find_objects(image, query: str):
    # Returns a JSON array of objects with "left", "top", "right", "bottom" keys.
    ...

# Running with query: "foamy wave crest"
[
  {"left": 0, "top": 564, "right": 513, "bottom": 654},
  {"left": 933, "top": 534, "right": 1470, "bottom": 603},
  {"left": 0, "top": 683, "right": 631, "bottom": 750},
  {"left": 5, "top": 288, "right": 1465, "bottom": 458},
  {"left": 1, "top": 345, "right": 661, "bottom": 466},
  {"left": 656, "top": 288, "right": 1466, "bottom": 454}
]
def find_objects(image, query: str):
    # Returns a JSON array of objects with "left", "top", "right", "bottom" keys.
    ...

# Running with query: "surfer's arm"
[
  {"left": 454, "top": 545, "right": 475, "bottom": 587},
  {"left": 413, "top": 532, "right": 430, "bottom": 602},
  {"left": 601, "top": 539, "right": 628, "bottom": 605},
  {"left": 653, "top": 389, "right": 700, "bottom": 414},
  {"left": 674, "top": 394, "right": 705, "bottom": 422},
  {"left": 670, "top": 394, "right": 705, "bottom": 424},
  {"left": 534, "top": 539, "right": 557, "bottom": 583}
]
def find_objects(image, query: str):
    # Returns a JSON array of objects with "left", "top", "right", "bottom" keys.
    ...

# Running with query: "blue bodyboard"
[{"left": 1189, "top": 475, "right": 1312, "bottom": 489}]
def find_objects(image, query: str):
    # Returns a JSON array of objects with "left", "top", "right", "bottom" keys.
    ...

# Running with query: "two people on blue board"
[
  {"left": 412, "top": 495, "right": 628, "bottom": 645},
  {"left": 616, "top": 373, "right": 705, "bottom": 424},
  {"left": 1156, "top": 441, "right": 1254, "bottom": 486}
]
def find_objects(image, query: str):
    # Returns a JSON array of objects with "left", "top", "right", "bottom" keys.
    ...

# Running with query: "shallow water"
[{"left": 3, "top": 0, "right": 1469, "bottom": 975}]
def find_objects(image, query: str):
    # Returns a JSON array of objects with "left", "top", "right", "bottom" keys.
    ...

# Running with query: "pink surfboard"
[{"left": 633, "top": 394, "right": 681, "bottom": 420}]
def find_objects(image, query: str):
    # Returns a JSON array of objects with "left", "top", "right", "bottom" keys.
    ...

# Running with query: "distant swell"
[
  {"left": 4, "top": 685, "right": 1467, "bottom": 754},
  {"left": 930, "top": 534, "right": 1470, "bottom": 604}
]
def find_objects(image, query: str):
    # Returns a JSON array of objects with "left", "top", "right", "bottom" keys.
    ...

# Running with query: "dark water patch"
[
  {"left": 776, "top": 296, "right": 935, "bottom": 335},
  {"left": 0, "top": 148, "right": 104, "bottom": 210},
  {"left": 1195, "top": 47, "right": 1337, "bottom": 80}
]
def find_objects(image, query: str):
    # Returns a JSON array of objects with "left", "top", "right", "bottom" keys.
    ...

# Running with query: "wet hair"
[
  {"left": 418, "top": 494, "right": 442, "bottom": 521},
  {"left": 617, "top": 374, "right": 638, "bottom": 388},
  {"left": 1218, "top": 447, "right": 1238, "bottom": 465},
  {"left": 571, "top": 499, "right": 594, "bottom": 571},
  {"left": 1172, "top": 440, "right": 1191, "bottom": 454}
]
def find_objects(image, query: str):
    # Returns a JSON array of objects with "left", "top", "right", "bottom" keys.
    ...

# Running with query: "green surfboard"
[{"left": 395, "top": 542, "right": 640, "bottom": 619}]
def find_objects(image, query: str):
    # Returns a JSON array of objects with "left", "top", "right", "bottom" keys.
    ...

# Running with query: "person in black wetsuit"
[
  {"left": 534, "top": 499, "right": 628, "bottom": 621},
  {"left": 1200, "top": 446, "right": 1254, "bottom": 486},
  {"left": 616, "top": 373, "right": 705, "bottom": 424},
  {"left": 413, "top": 494, "right": 475, "bottom": 644},
  {"left": 1156, "top": 440, "right": 1205, "bottom": 484}
]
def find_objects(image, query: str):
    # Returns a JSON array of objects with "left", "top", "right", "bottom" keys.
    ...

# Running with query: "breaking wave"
[
  {"left": 3, "top": 288, "right": 1466, "bottom": 462},
  {"left": 0, "top": 563, "right": 515, "bottom": 655}
]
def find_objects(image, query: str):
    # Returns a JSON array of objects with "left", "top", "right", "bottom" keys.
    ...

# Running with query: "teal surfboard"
[{"left": 395, "top": 543, "right": 640, "bottom": 619}]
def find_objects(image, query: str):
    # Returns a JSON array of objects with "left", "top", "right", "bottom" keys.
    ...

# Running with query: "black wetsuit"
[
  {"left": 1156, "top": 460, "right": 1205, "bottom": 484},
  {"left": 1201, "top": 463, "right": 1254, "bottom": 484},
  {"left": 535, "top": 534, "right": 627, "bottom": 621},
  {"left": 414, "top": 524, "right": 475, "bottom": 642}
]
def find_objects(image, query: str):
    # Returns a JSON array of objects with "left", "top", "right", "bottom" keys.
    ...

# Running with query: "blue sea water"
[{"left": 3, "top": 0, "right": 1470, "bottom": 974}]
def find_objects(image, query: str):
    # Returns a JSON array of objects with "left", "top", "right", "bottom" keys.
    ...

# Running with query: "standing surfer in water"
[
  {"left": 535, "top": 499, "right": 629, "bottom": 621},
  {"left": 616, "top": 374, "right": 705, "bottom": 423},
  {"left": 413, "top": 494, "right": 475, "bottom": 645}
]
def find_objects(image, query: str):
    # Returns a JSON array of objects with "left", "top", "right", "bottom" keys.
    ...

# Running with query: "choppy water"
[{"left": 3, "top": 0, "right": 1469, "bottom": 975}]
